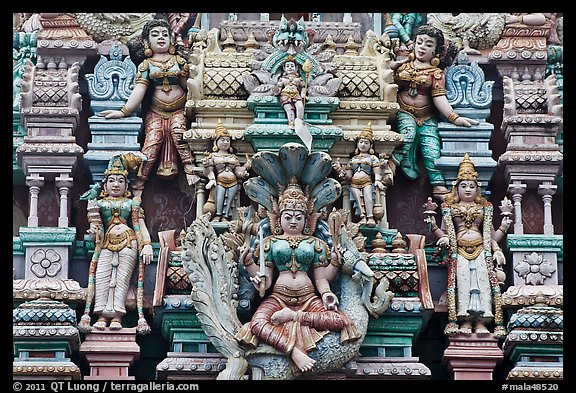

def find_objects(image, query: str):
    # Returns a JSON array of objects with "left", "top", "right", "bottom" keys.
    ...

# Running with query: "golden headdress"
[
  {"left": 104, "top": 155, "right": 128, "bottom": 178},
  {"left": 357, "top": 121, "right": 374, "bottom": 141},
  {"left": 455, "top": 153, "right": 478, "bottom": 183},
  {"left": 214, "top": 119, "right": 231, "bottom": 140},
  {"left": 279, "top": 176, "right": 308, "bottom": 212}
]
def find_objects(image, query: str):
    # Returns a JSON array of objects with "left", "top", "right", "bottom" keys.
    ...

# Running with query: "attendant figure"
[
  {"left": 424, "top": 154, "right": 510, "bottom": 337},
  {"left": 273, "top": 58, "right": 307, "bottom": 129},
  {"left": 203, "top": 120, "right": 251, "bottom": 222},
  {"left": 333, "top": 122, "right": 385, "bottom": 227},
  {"left": 235, "top": 177, "right": 361, "bottom": 372},
  {"left": 390, "top": 24, "right": 479, "bottom": 199},
  {"left": 100, "top": 18, "right": 198, "bottom": 196},
  {"left": 79, "top": 154, "right": 154, "bottom": 334}
]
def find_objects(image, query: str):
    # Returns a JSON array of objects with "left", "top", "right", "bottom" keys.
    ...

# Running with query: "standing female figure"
[
  {"left": 203, "top": 120, "right": 251, "bottom": 222},
  {"left": 425, "top": 154, "right": 510, "bottom": 337},
  {"left": 100, "top": 18, "right": 197, "bottom": 195},
  {"left": 235, "top": 177, "right": 361, "bottom": 372},
  {"left": 333, "top": 122, "right": 385, "bottom": 227},
  {"left": 391, "top": 24, "right": 478, "bottom": 199},
  {"left": 79, "top": 155, "right": 154, "bottom": 334}
]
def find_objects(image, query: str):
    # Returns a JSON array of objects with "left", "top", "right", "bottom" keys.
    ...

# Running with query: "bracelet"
[
  {"left": 447, "top": 111, "right": 459, "bottom": 123},
  {"left": 120, "top": 106, "right": 132, "bottom": 117},
  {"left": 431, "top": 224, "right": 439, "bottom": 231},
  {"left": 520, "top": 15, "right": 524, "bottom": 24},
  {"left": 143, "top": 240, "right": 152, "bottom": 246}
]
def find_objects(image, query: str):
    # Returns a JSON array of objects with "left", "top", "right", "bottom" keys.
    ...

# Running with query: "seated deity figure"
[{"left": 236, "top": 177, "right": 361, "bottom": 372}]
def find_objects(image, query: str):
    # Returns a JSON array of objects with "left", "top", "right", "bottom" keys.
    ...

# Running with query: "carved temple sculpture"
[{"left": 13, "top": 12, "right": 562, "bottom": 382}]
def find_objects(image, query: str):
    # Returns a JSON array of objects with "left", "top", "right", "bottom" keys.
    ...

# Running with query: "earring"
[
  {"left": 431, "top": 56, "right": 440, "bottom": 67},
  {"left": 212, "top": 144, "right": 218, "bottom": 152},
  {"left": 369, "top": 148, "right": 375, "bottom": 155},
  {"left": 168, "top": 44, "right": 176, "bottom": 55},
  {"left": 100, "top": 188, "right": 108, "bottom": 198},
  {"left": 144, "top": 42, "right": 153, "bottom": 57},
  {"left": 303, "top": 227, "right": 310, "bottom": 235}
]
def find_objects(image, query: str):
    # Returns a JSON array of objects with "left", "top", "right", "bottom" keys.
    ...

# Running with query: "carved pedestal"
[
  {"left": 442, "top": 333, "right": 504, "bottom": 380},
  {"left": 13, "top": 298, "right": 81, "bottom": 380},
  {"left": 79, "top": 328, "right": 140, "bottom": 380}
]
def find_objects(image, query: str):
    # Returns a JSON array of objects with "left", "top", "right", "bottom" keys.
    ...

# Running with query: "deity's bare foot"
[
  {"left": 459, "top": 321, "right": 472, "bottom": 335},
  {"left": 366, "top": 216, "right": 376, "bottom": 227},
  {"left": 291, "top": 347, "right": 316, "bottom": 372},
  {"left": 93, "top": 318, "right": 107, "bottom": 330},
  {"left": 475, "top": 322, "right": 490, "bottom": 335},
  {"left": 358, "top": 216, "right": 367, "bottom": 225},
  {"left": 109, "top": 319, "right": 123, "bottom": 330},
  {"left": 271, "top": 307, "right": 296, "bottom": 325}
]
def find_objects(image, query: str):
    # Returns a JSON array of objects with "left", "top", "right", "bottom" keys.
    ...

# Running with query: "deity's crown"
[
  {"left": 357, "top": 121, "right": 374, "bottom": 141},
  {"left": 279, "top": 176, "right": 307, "bottom": 212},
  {"left": 104, "top": 155, "right": 128, "bottom": 178},
  {"left": 456, "top": 153, "right": 478, "bottom": 182},
  {"left": 214, "top": 119, "right": 231, "bottom": 140}
]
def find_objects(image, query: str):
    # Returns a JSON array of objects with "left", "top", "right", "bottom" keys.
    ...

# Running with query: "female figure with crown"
[
  {"left": 390, "top": 24, "right": 478, "bottom": 199},
  {"left": 333, "top": 122, "right": 385, "bottom": 227},
  {"left": 78, "top": 154, "right": 154, "bottom": 334},
  {"left": 424, "top": 154, "right": 510, "bottom": 337},
  {"left": 99, "top": 18, "right": 197, "bottom": 196},
  {"left": 235, "top": 177, "right": 361, "bottom": 373},
  {"left": 202, "top": 120, "right": 251, "bottom": 222}
]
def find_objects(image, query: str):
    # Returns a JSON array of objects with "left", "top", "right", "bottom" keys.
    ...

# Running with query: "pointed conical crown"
[
  {"left": 214, "top": 119, "right": 231, "bottom": 140},
  {"left": 357, "top": 122, "right": 374, "bottom": 141},
  {"left": 279, "top": 176, "right": 307, "bottom": 212},
  {"left": 104, "top": 155, "right": 128, "bottom": 178},
  {"left": 456, "top": 153, "right": 478, "bottom": 182}
]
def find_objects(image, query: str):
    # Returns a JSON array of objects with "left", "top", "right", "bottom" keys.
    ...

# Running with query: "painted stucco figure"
[
  {"left": 236, "top": 176, "right": 361, "bottom": 372},
  {"left": 390, "top": 24, "right": 479, "bottom": 199},
  {"left": 99, "top": 18, "right": 198, "bottom": 196},
  {"left": 333, "top": 122, "right": 384, "bottom": 227},
  {"left": 424, "top": 153, "right": 511, "bottom": 338},
  {"left": 78, "top": 154, "right": 153, "bottom": 334},
  {"left": 202, "top": 120, "right": 251, "bottom": 222},
  {"left": 180, "top": 143, "right": 393, "bottom": 379}
]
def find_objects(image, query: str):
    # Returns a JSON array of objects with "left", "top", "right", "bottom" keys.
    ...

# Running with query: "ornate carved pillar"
[
  {"left": 56, "top": 174, "right": 73, "bottom": 227},
  {"left": 25, "top": 174, "right": 44, "bottom": 228},
  {"left": 538, "top": 184, "right": 557, "bottom": 235},
  {"left": 13, "top": 19, "right": 94, "bottom": 380},
  {"left": 508, "top": 183, "right": 527, "bottom": 234}
]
